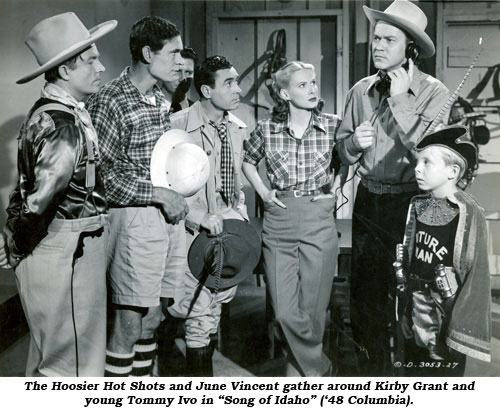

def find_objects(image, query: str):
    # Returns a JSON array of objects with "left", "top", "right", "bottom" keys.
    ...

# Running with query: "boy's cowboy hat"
[
  {"left": 150, "top": 129, "right": 210, "bottom": 197},
  {"left": 17, "top": 12, "right": 117, "bottom": 84},
  {"left": 416, "top": 125, "right": 477, "bottom": 174},
  {"left": 363, "top": 0, "right": 435, "bottom": 58},
  {"left": 188, "top": 219, "right": 261, "bottom": 291}
]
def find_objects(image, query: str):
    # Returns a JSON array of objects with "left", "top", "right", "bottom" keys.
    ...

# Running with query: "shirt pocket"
[
  {"left": 311, "top": 151, "right": 331, "bottom": 182},
  {"left": 266, "top": 150, "right": 289, "bottom": 182}
]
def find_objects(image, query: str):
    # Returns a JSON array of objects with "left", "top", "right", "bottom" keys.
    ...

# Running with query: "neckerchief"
[{"left": 41, "top": 83, "right": 98, "bottom": 148}]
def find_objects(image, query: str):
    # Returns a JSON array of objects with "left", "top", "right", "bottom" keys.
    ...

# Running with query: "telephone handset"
[
  {"left": 378, "top": 42, "right": 420, "bottom": 94},
  {"left": 402, "top": 42, "right": 420, "bottom": 71}
]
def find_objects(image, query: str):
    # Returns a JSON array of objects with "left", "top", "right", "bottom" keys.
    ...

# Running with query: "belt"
[
  {"left": 361, "top": 179, "right": 419, "bottom": 195},
  {"left": 276, "top": 186, "right": 328, "bottom": 198},
  {"left": 408, "top": 275, "right": 433, "bottom": 293}
]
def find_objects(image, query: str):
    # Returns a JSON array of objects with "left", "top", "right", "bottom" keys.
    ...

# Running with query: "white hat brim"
[
  {"left": 363, "top": 6, "right": 435, "bottom": 58},
  {"left": 17, "top": 19, "right": 117, "bottom": 84},
  {"left": 150, "top": 129, "right": 190, "bottom": 189}
]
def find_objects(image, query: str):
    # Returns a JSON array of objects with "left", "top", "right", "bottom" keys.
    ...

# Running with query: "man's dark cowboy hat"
[
  {"left": 363, "top": 0, "right": 435, "bottom": 58},
  {"left": 188, "top": 219, "right": 261, "bottom": 291},
  {"left": 416, "top": 125, "right": 478, "bottom": 174}
]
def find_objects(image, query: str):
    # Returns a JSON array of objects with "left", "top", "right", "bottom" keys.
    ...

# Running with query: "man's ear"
[
  {"left": 200, "top": 84, "right": 212, "bottom": 99},
  {"left": 142, "top": 46, "right": 152, "bottom": 64},
  {"left": 58, "top": 65, "right": 70, "bottom": 81},
  {"left": 279, "top": 88, "right": 290, "bottom": 101}
]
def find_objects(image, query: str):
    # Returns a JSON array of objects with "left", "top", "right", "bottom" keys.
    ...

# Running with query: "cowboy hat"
[
  {"left": 188, "top": 219, "right": 261, "bottom": 291},
  {"left": 150, "top": 129, "right": 210, "bottom": 197},
  {"left": 17, "top": 12, "right": 117, "bottom": 84},
  {"left": 363, "top": 0, "right": 435, "bottom": 58}
]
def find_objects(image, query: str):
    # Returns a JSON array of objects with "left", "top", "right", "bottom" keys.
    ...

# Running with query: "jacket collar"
[{"left": 185, "top": 100, "right": 247, "bottom": 133}]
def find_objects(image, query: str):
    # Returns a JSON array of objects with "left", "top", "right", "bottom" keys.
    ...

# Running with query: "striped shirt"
[
  {"left": 243, "top": 113, "right": 341, "bottom": 191},
  {"left": 87, "top": 68, "right": 171, "bottom": 206}
]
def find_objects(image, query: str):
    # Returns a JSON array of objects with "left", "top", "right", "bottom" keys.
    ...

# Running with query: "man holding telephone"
[{"left": 335, "top": 0, "right": 449, "bottom": 376}]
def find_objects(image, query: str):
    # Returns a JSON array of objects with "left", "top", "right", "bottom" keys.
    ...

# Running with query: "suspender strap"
[
  {"left": 29, "top": 103, "right": 73, "bottom": 121},
  {"left": 84, "top": 133, "right": 96, "bottom": 191}
]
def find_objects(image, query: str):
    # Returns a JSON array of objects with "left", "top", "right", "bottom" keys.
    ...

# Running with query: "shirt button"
[
  {"left": 299, "top": 162, "right": 303, "bottom": 166},
  {"left": 206, "top": 150, "right": 212, "bottom": 156},
  {"left": 381, "top": 118, "right": 385, "bottom": 123}
]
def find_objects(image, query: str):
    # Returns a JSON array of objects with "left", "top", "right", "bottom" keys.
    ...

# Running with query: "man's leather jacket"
[{"left": 6, "top": 97, "right": 107, "bottom": 259}]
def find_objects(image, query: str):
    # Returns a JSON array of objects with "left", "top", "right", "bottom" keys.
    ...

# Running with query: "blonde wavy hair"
[{"left": 271, "top": 61, "right": 323, "bottom": 122}]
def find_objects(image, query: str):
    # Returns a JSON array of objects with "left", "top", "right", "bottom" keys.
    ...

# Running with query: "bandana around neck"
[{"left": 41, "top": 83, "right": 98, "bottom": 146}]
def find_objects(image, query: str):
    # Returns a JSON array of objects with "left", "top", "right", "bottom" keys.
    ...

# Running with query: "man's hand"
[
  {"left": 263, "top": 189, "right": 287, "bottom": 209},
  {"left": 200, "top": 213, "right": 224, "bottom": 236},
  {"left": 388, "top": 58, "right": 414, "bottom": 96},
  {"left": 352, "top": 121, "right": 375, "bottom": 151},
  {"left": 0, "top": 231, "right": 16, "bottom": 270},
  {"left": 152, "top": 187, "right": 189, "bottom": 225},
  {"left": 0, "top": 232, "right": 11, "bottom": 269}
]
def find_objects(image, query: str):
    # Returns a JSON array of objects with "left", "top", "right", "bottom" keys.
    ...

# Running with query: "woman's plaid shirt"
[
  {"left": 243, "top": 113, "right": 341, "bottom": 191},
  {"left": 87, "top": 68, "right": 171, "bottom": 206}
]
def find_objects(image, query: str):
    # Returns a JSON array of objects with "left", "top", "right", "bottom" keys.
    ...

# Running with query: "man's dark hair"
[
  {"left": 44, "top": 48, "right": 87, "bottom": 83},
  {"left": 129, "top": 16, "right": 180, "bottom": 64},
  {"left": 194, "top": 55, "right": 232, "bottom": 97},
  {"left": 181, "top": 47, "right": 197, "bottom": 64}
]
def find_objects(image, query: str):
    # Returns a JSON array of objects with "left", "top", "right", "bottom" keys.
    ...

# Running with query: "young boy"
[{"left": 398, "top": 125, "right": 491, "bottom": 376}]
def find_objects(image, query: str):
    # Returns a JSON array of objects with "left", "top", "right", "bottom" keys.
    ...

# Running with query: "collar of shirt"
[
  {"left": 364, "top": 67, "right": 422, "bottom": 97},
  {"left": 269, "top": 112, "right": 327, "bottom": 137},
  {"left": 121, "top": 67, "right": 167, "bottom": 108},
  {"left": 185, "top": 100, "right": 230, "bottom": 133}
]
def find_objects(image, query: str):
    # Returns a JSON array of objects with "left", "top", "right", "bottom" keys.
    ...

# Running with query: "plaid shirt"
[
  {"left": 243, "top": 113, "right": 341, "bottom": 191},
  {"left": 87, "top": 68, "right": 171, "bottom": 206}
]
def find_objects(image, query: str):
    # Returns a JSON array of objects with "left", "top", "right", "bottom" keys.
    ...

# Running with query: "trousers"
[
  {"left": 15, "top": 214, "right": 108, "bottom": 376},
  {"left": 168, "top": 207, "right": 243, "bottom": 348},
  {"left": 349, "top": 184, "right": 417, "bottom": 376},
  {"left": 262, "top": 195, "right": 337, "bottom": 376}
]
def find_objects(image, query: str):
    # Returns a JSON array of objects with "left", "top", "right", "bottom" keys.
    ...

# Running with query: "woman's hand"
[
  {"left": 311, "top": 192, "right": 336, "bottom": 202},
  {"left": 263, "top": 189, "right": 287, "bottom": 209}
]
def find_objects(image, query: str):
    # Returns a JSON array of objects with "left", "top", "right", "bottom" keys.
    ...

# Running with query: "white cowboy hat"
[
  {"left": 363, "top": 0, "right": 435, "bottom": 58},
  {"left": 150, "top": 129, "right": 210, "bottom": 197},
  {"left": 17, "top": 12, "right": 117, "bottom": 84}
]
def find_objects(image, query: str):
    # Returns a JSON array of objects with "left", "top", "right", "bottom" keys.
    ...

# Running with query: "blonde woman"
[{"left": 243, "top": 61, "right": 340, "bottom": 376}]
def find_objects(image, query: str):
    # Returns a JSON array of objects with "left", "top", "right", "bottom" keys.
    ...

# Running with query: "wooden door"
[{"left": 208, "top": 9, "right": 349, "bottom": 216}]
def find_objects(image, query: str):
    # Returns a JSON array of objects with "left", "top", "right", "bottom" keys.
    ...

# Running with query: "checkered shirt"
[
  {"left": 243, "top": 113, "right": 341, "bottom": 191},
  {"left": 87, "top": 68, "right": 171, "bottom": 206}
]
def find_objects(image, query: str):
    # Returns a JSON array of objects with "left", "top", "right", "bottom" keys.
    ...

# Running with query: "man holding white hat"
[
  {"left": 87, "top": 16, "right": 189, "bottom": 377},
  {"left": 335, "top": 0, "right": 450, "bottom": 376},
  {"left": 164, "top": 55, "right": 249, "bottom": 376},
  {"left": 0, "top": 12, "right": 116, "bottom": 376}
]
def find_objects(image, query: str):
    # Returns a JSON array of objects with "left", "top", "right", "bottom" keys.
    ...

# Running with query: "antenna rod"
[{"left": 426, "top": 37, "right": 483, "bottom": 135}]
